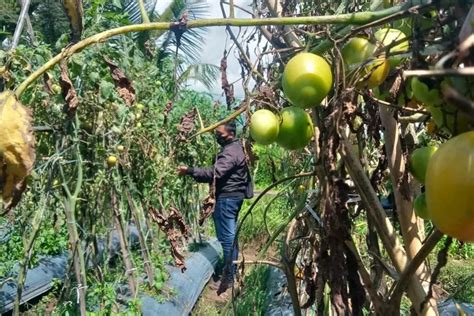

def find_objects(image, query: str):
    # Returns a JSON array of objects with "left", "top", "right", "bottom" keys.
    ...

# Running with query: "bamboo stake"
[
  {"left": 379, "top": 106, "right": 438, "bottom": 315},
  {"left": 111, "top": 188, "right": 137, "bottom": 297},
  {"left": 59, "top": 116, "right": 87, "bottom": 316},
  {"left": 11, "top": 0, "right": 31, "bottom": 49},
  {"left": 191, "top": 102, "right": 249, "bottom": 137},
  {"left": 228, "top": 0, "right": 235, "bottom": 19},
  {"left": 389, "top": 229, "right": 443, "bottom": 305},
  {"left": 15, "top": 1, "right": 419, "bottom": 97},
  {"left": 13, "top": 195, "right": 48, "bottom": 315},
  {"left": 339, "top": 134, "right": 436, "bottom": 315},
  {"left": 126, "top": 190, "right": 154, "bottom": 288}
]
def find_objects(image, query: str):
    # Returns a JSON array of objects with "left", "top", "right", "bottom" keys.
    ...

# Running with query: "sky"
[{"left": 155, "top": 0, "right": 258, "bottom": 100}]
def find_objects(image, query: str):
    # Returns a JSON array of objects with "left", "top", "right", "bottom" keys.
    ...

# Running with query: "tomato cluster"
[{"left": 250, "top": 107, "right": 313, "bottom": 150}]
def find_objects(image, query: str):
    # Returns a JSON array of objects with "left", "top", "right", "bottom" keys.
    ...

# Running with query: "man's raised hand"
[{"left": 177, "top": 166, "right": 188, "bottom": 176}]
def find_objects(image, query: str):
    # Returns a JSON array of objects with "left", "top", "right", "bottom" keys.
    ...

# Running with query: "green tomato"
[
  {"left": 282, "top": 53, "right": 333, "bottom": 108},
  {"left": 52, "top": 84, "right": 62, "bottom": 94},
  {"left": 276, "top": 107, "right": 314, "bottom": 150},
  {"left": 409, "top": 146, "right": 438, "bottom": 184},
  {"left": 249, "top": 109, "right": 280, "bottom": 145},
  {"left": 414, "top": 192, "right": 429, "bottom": 219}
]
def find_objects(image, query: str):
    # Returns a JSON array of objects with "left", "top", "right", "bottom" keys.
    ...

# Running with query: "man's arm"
[
  {"left": 187, "top": 167, "right": 214, "bottom": 183},
  {"left": 177, "top": 148, "right": 235, "bottom": 183}
]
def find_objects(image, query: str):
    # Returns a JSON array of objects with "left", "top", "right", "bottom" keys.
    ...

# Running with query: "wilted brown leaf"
[
  {"left": 0, "top": 91, "right": 35, "bottom": 213},
  {"left": 149, "top": 206, "right": 190, "bottom": 271},
  {"left": 163, "top": 100, "right": 173, "bottom": 125},
  {"left": 104, "top": 57, "right": 136, "bottom": 107},
  {"left": 177, "top": 107, "right": 197, "bottom": 141},
  {"left": 59, "top": 61, "right": 79, "bottom": 116},
  {"left": 221, "top": 52, "right": 234, "bottom": 109},
  {"left": 43, "top": 73, "right": 53, "bottom": 95},
  {"left": 62, "top": 0, "right": 83, "bottom": 42},
  {"left": 199, "top": 194, "right": 215, "bottom": 226}
]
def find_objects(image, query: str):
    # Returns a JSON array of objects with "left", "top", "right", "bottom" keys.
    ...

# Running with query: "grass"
[
  {"left": 234, "top": 265, "right": 270, "bottom": 316},
  {"left": 438, "top": 258, "right": 474, "bottom": 303},
  {"left": 238, "top": 193, "right": 296, "bottom": 245}
]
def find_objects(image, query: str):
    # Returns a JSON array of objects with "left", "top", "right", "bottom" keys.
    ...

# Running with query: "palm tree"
[{"left": 121, "top": 0, "right": 220, "bottom": 93}]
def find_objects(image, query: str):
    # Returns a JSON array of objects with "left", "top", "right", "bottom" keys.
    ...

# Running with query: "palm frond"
[
  {"left": 121, "top": 0, "right": 157, "bottom": 23},
  {"left": 177, "top": 63, "right": 220, "bottom": 90},
  {"left": 120, "top": 0, "right": 209, "bottom": 66},
  {"left": 155, "top": 0, "right": 209, "bottom": 64}
]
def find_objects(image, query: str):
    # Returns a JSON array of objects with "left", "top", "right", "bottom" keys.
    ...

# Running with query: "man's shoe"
[
  {"left": 208, "top": 279, "right": 221, "bottom": 291},
  {"left": 216, "top": 278, "right": 232, "bottom": 296}
]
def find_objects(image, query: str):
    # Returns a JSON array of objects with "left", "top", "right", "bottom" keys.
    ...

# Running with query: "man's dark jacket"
[{"left": 187, "top": 140, "right": 252, "bottom": 199}]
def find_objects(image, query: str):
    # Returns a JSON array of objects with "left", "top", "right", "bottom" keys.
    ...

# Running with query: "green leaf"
[
  {"left": 88, "top": 71, "right": 100, "bottom": 82},
  {"left": 112, "top": 0, "right": 122, "bottom": 9},
  {"left": 411, "top": 77, "right": 442, "bottom": 106},
  {"left": 100, "top": 81, "right": 115, "bottom": 101}
]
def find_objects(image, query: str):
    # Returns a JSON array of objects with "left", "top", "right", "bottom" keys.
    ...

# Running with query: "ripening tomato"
[
  {"left": 282, "top": 53, "right": 333, "bottom": 108},
  {"left": 107, "top": 155, "right": 118, "bottom": 167},
  {"left": 361, "top": 58, "right": 390, "bottom": 88},
  {"left": 250, "top": 109, "right": 280, "bottom": 145},
  {"left": 374, "top": 28, "right": 409, "bottom": 68},
  {"left": 425, "top": 131, "right": 474, "bottom": 242},
  {"left": 341, "top": 37, "right": 376, "bottom": 65},
  {"left": 342, "top": 37, "right": 390, "bottom": 88},
  {"left": 276, "top": 107, "right": 314, "bottom": 150}
]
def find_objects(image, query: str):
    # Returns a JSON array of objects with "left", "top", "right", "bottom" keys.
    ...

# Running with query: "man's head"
[{"left": 215, "top": 121, "right": 236, "bottom": 145}]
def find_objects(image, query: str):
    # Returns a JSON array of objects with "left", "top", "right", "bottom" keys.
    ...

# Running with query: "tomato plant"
[{"left": 2, "top": 0, "right": 474, "bottom": 315}]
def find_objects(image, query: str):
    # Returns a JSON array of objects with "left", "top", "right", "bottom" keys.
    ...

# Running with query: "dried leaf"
[
  {"left": 149, "top": 206, "right": 190, "bottom": 272},
  {"left": 0, "top": 91, "right": 35, "bottom": 212},
  {"left": 176, "top": 107, "right": 197, "bottom": 141},
  {"left": 221, "top": 53, "right": 235, "bottom": 109},
  {"left": 59, "top": 62, "right": 79, "bottom": 116},
  {"left": 43, "top": 73, "right": 53, "bottom": 95},
  {"left": 62, "top": 0, "right": 83, "bottom": 42},
  {"left": 199, "top": 194, "right": 215, "bottom": 226},
  {"left": 104, "top": 57, "right": 136, "bottom": 107},
  {"left": 242, "top": 138, "right": 257, "bottom": 166},
  {"left": 170, "top": 13, "right": 189, "bottom": 48},
  {"left": 163, "top": 100, "right": 173, "bottom": 125}
]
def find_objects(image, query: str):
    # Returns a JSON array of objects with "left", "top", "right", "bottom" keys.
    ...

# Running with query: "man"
[{"left": 177, "top": 121, "right": 253, "bottom": 295}]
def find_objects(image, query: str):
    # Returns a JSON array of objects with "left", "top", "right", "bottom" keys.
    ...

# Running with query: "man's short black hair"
[{"left": 223, "top": 120, "right": 237, "bottom": 136}]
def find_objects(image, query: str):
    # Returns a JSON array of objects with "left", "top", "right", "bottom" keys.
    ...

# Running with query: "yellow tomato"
[
  {"left": 425, "top": 131, "right": 474, "bottom": 242},
  {"left": 106, "top": 155, "right": 118, "bottom": 167},
  {"left": 361, "top": 58, "right": 390, "bottom": 88}
]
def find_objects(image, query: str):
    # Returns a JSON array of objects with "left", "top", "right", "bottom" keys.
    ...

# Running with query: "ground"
[{"left": 192, "top": 241, "right": 264, "bottom": 315}]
